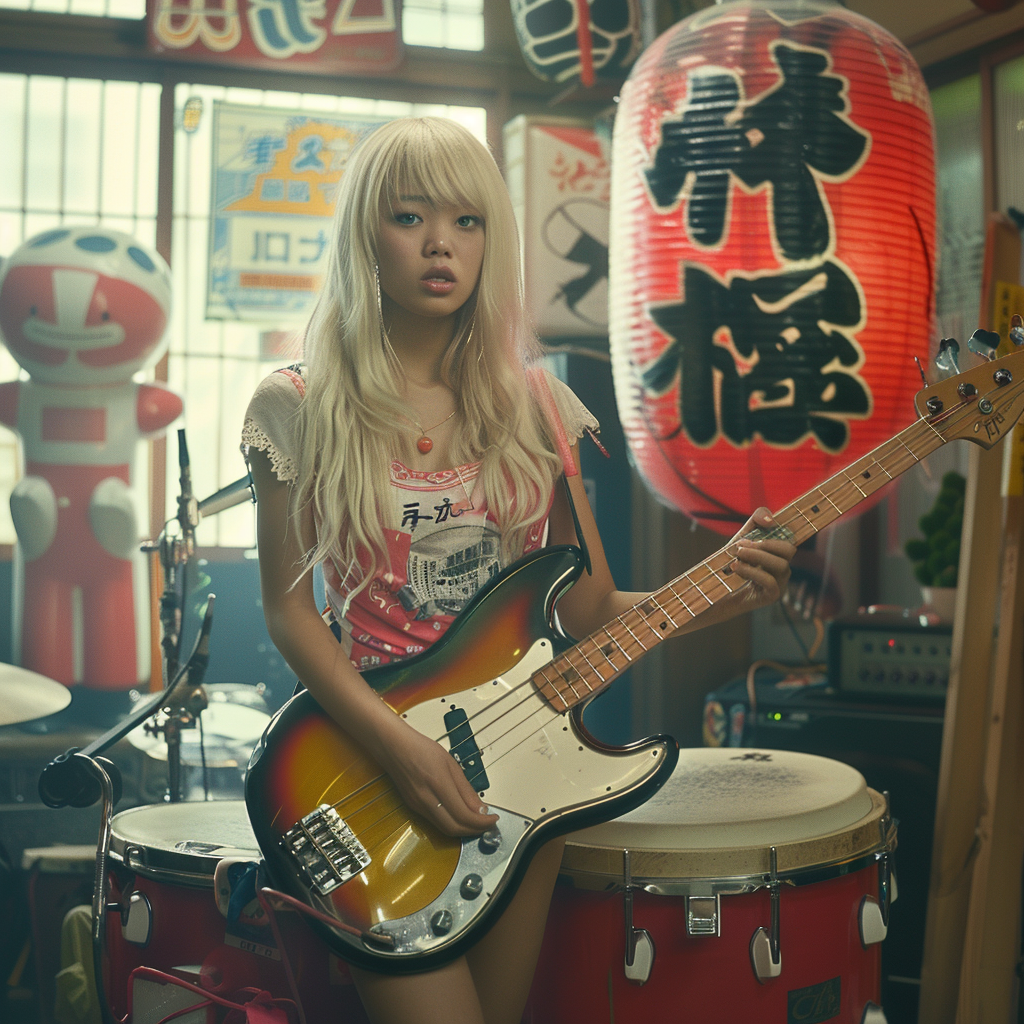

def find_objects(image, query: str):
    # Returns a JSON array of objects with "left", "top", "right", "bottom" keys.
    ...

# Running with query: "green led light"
[{"left": 773, "top": 713, "right": 782, "bottom": 721}]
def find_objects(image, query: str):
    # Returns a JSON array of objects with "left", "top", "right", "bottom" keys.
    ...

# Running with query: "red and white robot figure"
[{"left": 0, "top": 227, "right": 182, "bottom": 690}]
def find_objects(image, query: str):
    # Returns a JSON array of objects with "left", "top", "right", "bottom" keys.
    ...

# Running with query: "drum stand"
[{"left": 36, "top": 432, "right": 256, "bottom": 1024}]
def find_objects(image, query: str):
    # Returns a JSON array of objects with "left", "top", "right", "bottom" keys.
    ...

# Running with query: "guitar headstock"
[{"left": 914, "top": 345, "right": 1024, "bottom": 449}]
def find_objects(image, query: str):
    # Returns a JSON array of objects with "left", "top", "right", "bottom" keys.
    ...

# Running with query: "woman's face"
[{"left": 376, "top": 195, "right": 485, "bottom": 323}]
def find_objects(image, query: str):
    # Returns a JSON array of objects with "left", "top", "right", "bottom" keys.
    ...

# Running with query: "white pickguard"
[
  {"left": 367, "top": 637, "right": 669, "bottom": 957},
  {"left": 402, "top": 637, "right": 669, "bottom": 822}
]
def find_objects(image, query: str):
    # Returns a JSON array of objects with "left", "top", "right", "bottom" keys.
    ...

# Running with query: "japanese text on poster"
[{"left": 207, "top": 103, "right": 390, "bottom": 321}]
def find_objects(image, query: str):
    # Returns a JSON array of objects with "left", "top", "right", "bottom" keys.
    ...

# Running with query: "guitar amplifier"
[{"left": 827, "top": 615, "right": 952, "bottom": 702}]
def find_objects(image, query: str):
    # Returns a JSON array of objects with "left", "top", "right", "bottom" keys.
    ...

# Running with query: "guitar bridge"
[{"left": 282, "top": 804, "right": 371, "bottom": 895}]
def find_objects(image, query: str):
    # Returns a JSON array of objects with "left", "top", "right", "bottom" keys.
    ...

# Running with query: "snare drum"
[
  {"left": 105, "top": 801, "right": 370, "bottom": 1023},
  {"left": 527, "top": 748, "right": 895, "bottom": 1024}
]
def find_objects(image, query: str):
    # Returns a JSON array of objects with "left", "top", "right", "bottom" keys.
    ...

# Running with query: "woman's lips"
[{"left": 421, "top": 267, "right": 456, "bottom": 294}]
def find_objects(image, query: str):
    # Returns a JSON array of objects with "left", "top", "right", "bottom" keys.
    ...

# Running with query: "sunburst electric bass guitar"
[{"left": 246, "top": 346, "right": 1024, "bottom": 973}]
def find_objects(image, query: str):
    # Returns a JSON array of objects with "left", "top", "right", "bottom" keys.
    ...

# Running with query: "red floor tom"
[
  {"left": 104, "top": 800, "right": 369, "bottom": 1023},
  {"left": 527, "top": 748, "right": 895, "bottom": 1024}
]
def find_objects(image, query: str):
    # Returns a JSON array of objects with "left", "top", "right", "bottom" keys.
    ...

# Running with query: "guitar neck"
[{"left": 533, "top": 412, "right": 948, "bottom": 713}]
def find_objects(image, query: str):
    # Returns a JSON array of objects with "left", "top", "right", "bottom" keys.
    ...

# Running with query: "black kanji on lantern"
[
  {"left": 644, "top": 42, "right": 869, "bottom": 262},
  {"left": 643, "top": 260, "right": 870, "bottom": 452}
]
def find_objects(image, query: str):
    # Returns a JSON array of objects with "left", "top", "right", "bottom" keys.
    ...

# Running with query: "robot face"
[{"left": 0, "top": 227, "right": 173, "bottom": 384}]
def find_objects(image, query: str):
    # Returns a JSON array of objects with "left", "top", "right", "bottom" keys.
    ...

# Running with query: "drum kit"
[{"left": 14, "top": 432, "right": 899, "bottom": 1024}]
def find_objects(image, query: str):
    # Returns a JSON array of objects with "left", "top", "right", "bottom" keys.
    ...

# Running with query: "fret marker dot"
[
  {"left": 811, "top": 505, "right": 820, "bottom": 513},
  {"left": 723, "top": 567, "right": 733, "bottom": 575},
  {"left": 862, "top": 471, "right": 871, "bottom": 479}
]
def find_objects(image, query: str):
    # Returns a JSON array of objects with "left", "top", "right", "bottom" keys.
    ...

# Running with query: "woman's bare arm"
[{"left": 546, "top": 445, "right": 795, "bottom": 641}]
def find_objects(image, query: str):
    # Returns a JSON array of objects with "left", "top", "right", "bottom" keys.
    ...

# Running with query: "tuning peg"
[
  {"left": 935, "top": 337, "right": 961, "bottom": 376},
  {"left": 1011, "top": 314, "right": 1024, "bottom": 347},
  {"left": 968, "top": 328, "right": 1000, "bottom": 359}
]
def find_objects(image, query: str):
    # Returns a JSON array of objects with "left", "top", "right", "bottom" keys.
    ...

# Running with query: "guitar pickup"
[
  {"left": 444, "top": 707, "right": 490, "bottom": 791},
  {"left": 282, "top": 804, "right": 371, "bottom": 895}
]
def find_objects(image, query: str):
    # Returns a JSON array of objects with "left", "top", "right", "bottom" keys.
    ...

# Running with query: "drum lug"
[
  {"left": 118, "top": 890, "right": 153, "bottom": 947},
  {"left": 749, "top": 846, "right": 782, "bottom": 983},
  {"left": 685, "top": 894, "right": 720, "bottom": 937},
  {"left": 622, "top": 849, "right": 655, "bottom": 986},
  {"left": 861, "top": 1001, "right": 889, "bottom": 1023},
  {"left": 859, "top": 896, "right": 887, "bottom": 947},
  {"left": 875, "top": 791, "right": 898, "bottom": 930}
]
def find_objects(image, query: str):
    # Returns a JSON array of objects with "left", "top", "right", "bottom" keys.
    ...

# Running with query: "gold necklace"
[{"left": 405, "top": 408, "right": 457, "bottom": 454}]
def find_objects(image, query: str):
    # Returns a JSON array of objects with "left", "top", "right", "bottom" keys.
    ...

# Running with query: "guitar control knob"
[
  {"left": 460, "top": 874, "right": 484, "bottom": 900},
  {"left": 478, "top": 828, "right": 501, "bottom": 854},
  {"left": 430, "top": 910, "right": 453, "bottom": 936}
]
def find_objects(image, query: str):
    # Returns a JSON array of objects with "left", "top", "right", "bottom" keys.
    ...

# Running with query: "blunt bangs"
[{"left": 377, "top": 120, "right": 497, "bottom": 222}]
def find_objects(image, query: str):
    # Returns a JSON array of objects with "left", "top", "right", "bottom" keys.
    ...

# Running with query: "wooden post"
[
  {"left": 918, "top": 216, "right": 1021, "bottom": 1023},
  {"left": 956, "top": 306, "right": 1024, "bottom": 1021}
]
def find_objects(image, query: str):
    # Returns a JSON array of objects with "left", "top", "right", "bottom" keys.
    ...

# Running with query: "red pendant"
[{"left": 417, "top": 436, "right": 433, "bottom": 454}]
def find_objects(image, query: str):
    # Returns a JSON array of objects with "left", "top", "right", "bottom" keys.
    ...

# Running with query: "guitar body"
[{"left": 246, "top": 546, "right": 679, "bottom": 973}]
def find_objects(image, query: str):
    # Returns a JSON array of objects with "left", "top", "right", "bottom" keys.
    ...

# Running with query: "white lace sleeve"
[
  {"left": 543, "top": 371, "right": 600, "bottom": 444},
  {"left": 241, "top": 368, "right": 305, "bottom": 484}
]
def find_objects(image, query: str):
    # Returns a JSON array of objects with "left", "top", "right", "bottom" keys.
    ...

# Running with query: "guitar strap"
[
  {"left": 560, "top": 473, "right": 592, "bottom": 577},
  {"left": 527, "top": 367, "right": 592, "bottom": 576}
]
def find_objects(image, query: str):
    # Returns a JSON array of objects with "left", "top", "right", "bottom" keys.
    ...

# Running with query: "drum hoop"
[
  {"left": 108, "top": 802, "right": 261, "bottom": 887},
  {"left": 559, "top": 788, "right": 894, "bottom": 894}
]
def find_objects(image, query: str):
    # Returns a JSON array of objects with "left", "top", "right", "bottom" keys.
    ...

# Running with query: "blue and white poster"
[{"left": 207, "top": 102, "right": 390, "bottom": 321}]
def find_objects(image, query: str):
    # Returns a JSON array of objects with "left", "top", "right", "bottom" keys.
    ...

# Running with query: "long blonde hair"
[{"left": 293, "top": 117, "right": 561, "bottom": 590}]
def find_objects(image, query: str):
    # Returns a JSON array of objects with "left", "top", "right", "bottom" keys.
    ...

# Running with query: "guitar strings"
[{"left": 316, "top": 385, "right": 1003, "bottom": 860}]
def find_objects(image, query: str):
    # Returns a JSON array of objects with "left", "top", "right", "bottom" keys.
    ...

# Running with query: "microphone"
[
  {"left": 186, "top": 593, "right": 215, "bottom": 691},
  {"left": 165, "top": 593, "right": 216, "bottom": 708},
  {"left": 198, "top": 471, "right": 255, "bottom": 519},
  {"left": 177, "top": 429, "right": 199, "bottom": 552},
  {"left": 38, "top": 752, "right": 123, "bottom": 809}
]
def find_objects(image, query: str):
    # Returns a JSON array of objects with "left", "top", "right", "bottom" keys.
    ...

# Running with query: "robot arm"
[
  {"left": 10, "top": 476, "right": 57, "bottom": 560},
  {"left": 89, "top": 477, "right": 138, "bottom": 559},
  {"left": 137, "top": 383, "right": 183, "bottom": 436}
]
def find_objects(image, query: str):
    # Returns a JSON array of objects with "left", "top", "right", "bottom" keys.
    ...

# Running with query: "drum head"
[
  {"left": 109, "top": 800, "right": 260, "bottom": 885},
  {"left": 562, "top": 748, "right": 887, "bottom": 889}
]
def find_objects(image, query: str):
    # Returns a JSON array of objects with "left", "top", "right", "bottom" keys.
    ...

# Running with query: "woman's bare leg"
[
  {"left": 348, "top": 837, "right": 564, "bottom": 1024},
  {"left": 350, "top": 954, "right": 486, "bottom": 1024},
  {"left": 467, "top": 838, "right": 565, "bottom": 1024}
]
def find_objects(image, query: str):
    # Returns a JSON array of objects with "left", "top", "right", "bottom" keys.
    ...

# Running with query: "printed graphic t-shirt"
[{"left": 241, "top": 367, "right": 598, "bottom": 670}]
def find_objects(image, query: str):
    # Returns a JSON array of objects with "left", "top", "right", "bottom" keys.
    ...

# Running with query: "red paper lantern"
[{"left": 609, "top": 0, "right": 935, "bottom": 534}]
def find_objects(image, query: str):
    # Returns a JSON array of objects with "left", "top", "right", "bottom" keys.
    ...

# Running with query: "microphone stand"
[
  {"left": 36, "top": 434, "right": 257, "bottom": 1024},
  {"left": 139, "top": 429, "right": 204, "bottom": 801}
]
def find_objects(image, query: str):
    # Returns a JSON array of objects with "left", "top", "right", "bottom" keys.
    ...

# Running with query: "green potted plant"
[{"left": 904, "top": 470, "right": 965, "bottom": 621}]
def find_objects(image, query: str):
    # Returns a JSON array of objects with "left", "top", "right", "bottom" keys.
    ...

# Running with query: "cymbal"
[{"left": 0, "top": 663, "right": 71, "bottom": 726}]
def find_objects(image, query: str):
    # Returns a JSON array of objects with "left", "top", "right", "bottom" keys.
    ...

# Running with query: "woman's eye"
[
  {"left": 457, "top": 215, "right": 480, "bottom": 228},
  {"left": 395, "top": 212, "right": 420, "bottom": 225}
]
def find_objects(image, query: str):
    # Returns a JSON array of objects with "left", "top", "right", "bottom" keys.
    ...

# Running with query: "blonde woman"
[{"left": 242, "top": 117, "right": 795, "bottom": 1024}]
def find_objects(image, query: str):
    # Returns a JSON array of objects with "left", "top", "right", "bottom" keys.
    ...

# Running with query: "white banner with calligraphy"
[{"left": 207, "top": 102, "right": 391, "bottom": 321}]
